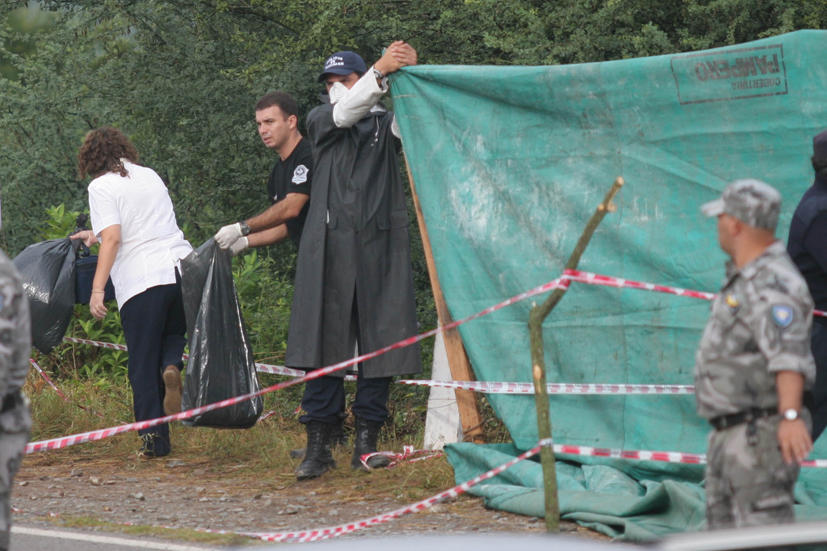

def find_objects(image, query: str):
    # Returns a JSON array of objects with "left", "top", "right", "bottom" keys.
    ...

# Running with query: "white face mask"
[{"left": 329, "top": 82, "right": 348, "bottom": 105}]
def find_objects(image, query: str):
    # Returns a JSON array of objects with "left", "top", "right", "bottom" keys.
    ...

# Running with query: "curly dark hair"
[
  {"left": 78, "top": 127, "right": 139, "bottom": 179},
  {"left": 813, "top": 155, "right": 827, "bottom": 176}
]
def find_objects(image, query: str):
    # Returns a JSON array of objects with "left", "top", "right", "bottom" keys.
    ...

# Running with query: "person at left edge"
[
  {"left": 214, "top": 91, "right": 312, "bottom": 254},
  {"left": 71, "top": 127, "right": 193, "bottom": 458},
  {"left": 0, "top": 195, "right": 32, "bottom": 551}
]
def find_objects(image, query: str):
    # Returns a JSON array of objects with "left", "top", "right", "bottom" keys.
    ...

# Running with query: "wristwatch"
[
  {"left": 373, "top": 67, "right": 384, "bottom": 80},
  {"left": 782, "top": 408, "right": 799, "bottom": 421},
  {"left": 239, "top": 221, "right": 251, "bottom": 236}
]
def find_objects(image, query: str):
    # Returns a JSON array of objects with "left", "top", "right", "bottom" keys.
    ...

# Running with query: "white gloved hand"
[
  {"left": 230, "top": 236, "right": 249, "bottom": 257},
  {"left": 215, "top": 223, "right": 243, "bottom": 249}
]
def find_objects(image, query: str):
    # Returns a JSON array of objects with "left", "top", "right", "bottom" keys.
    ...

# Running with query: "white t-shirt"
[{"left": 88, "top": 161, "right": 193, "bottom": 309}]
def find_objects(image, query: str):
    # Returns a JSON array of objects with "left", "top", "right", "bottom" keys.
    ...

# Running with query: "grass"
[
  {"left": 19, "top": 367, "right": 518, "bottom": 545},
  {"left": 52, "top": 516, "right": 253, "bottom": 547},
  {"left": 24, "top": 368, "right": 511, "bottom": 472}
]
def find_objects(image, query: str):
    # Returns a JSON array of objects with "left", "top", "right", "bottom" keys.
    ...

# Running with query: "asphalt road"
[{"left": 11, "top": 525, "right": 230, "bottom": 551}]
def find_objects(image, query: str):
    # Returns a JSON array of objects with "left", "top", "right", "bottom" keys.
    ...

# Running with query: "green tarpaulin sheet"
[{"left": 391, "top": 30, "right": 827, "bottom": 540}]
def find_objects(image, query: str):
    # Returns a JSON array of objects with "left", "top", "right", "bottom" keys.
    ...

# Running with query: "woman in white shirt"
[{"left": 71, "top": 127, "right": 193, "bottom": 458}]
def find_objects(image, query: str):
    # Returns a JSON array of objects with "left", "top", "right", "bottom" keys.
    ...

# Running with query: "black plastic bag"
[
  {"left": 180, "top": 239, "right": 262, "bottom": 428},
  {"left": 12, "top": 238, "right": 77, "bottom": 354}
]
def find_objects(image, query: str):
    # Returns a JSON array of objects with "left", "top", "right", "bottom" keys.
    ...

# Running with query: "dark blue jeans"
[
  {"left": 300, "top": 294, "right": 392, "bottom": 425},
  {"left": 119, "top": 277, "right": 186, "bottom": 455}
]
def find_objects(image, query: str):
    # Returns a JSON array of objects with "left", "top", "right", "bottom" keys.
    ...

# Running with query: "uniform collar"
[
  {"left": 815, "top": 172, "right": 827, "bottom": 188},
  {"left": 727, "top": 240, "right": 786, "bottom": 283}
]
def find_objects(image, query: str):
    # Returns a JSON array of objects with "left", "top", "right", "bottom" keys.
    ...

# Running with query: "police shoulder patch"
[
  {"left": 771, "top": 304, "right": 794, "bottom": 329},
  {"left": 292, "top": 165, "right": 308, "bottom": 185}
]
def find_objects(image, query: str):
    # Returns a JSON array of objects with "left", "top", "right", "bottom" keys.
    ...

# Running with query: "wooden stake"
[
  {"left": 529, "top": 176, "right": 624, "bottom": 532},
  {"left": 404, "top": 155, "right": 485, "bottom": 443}
]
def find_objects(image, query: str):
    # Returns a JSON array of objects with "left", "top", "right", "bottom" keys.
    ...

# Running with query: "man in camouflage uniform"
[
  {"left": 696, "top": 179, "right": 815, "bottom": 529},
  {"left": 0, "top": 202, "right": 32, "bottom": 550}
]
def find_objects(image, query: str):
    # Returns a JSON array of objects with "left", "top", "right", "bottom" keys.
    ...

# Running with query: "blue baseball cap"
[{"left": 318, "top": 51, "right": 367, "bottom": 83}]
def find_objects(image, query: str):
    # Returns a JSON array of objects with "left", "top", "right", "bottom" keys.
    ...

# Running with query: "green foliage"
[
  {"left": 4, "top": 0, "right": 827, "bottom": 439},
  {"left": 40, "top": 204, "right": 82, "bottom": 240},
  {"left": 232, "top": 247, "right": 295, "bottom": 364},
  {"left": 32, "top": 204, "right": 129, "bottom": 384}
]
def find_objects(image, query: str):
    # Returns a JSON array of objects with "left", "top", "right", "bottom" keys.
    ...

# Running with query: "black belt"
[
  {"left": 0, "top": 390, "right": 22, "bottom": 413},
  {"left": 710, "top": 407, "right": 777, "bottom": 430}
]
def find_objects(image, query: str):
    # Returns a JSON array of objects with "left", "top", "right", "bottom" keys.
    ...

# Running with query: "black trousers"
[
  {"left": 300, "top": 293, "right": 392, "bottom": 425},
  {"left": 119, "top": 277, "right": 186, "bottom": 455},
  {"left": 809, "top": 320, "right": 827, "bottom": 441}
]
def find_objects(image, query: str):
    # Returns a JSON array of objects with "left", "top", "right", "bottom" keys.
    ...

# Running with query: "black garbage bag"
[
  {"left": 180, "top": 239, "right": 262, "bottom": 428},
  {"left": 12, "top": 238, "right": 77, "bottom": 354}
]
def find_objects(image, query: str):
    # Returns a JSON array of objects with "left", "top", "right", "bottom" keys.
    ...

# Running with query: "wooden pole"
[
  {"left": 404, "top": 155, "right": 485, "bottom": 443},
  {"left": 529, "top": 176, "right": 624, "bottom": 532}
]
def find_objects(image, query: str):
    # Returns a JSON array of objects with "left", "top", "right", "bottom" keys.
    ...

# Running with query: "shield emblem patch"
[{"left": 772, "top": 305, "right": 794, "bottom": 329}]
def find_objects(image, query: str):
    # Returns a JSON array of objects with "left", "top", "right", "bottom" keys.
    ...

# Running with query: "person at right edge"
[
  {"left": 696, "top": 179, "right": 815, "bottom": 529},
  {"left": 788, "top": 128, "right": 827, "bottom": 441},
  {"left": 0, "top": 199, "right": 32, "bottom": 551},
  {"left": 286, "top": 42, "right": 422, "bottom": 480}
]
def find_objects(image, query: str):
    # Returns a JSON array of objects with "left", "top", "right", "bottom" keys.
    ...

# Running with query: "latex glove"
[
  {"left": 215, "top": 223, "right": 243, "bottom": 249},
  {"left": 230, "top": 236, "right": 249, "bottom": 257}
]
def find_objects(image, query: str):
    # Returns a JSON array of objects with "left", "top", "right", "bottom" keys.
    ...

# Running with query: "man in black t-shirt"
[{"left": 215, "top": 91, "right": 312, "bottom": 253}]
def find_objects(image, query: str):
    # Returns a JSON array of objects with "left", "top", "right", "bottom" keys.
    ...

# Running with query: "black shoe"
[
  {"left": 139, "top": 433, "right": 170, "bottom": 459},
  {"left": 352, "top": 417, "right": 390, "bottom": 471},
  {"left": 289, "top": 422, "right": 348, "bottom": 459},
  {"left": 295, "top": 421, "right": 336, "bottom": 481}
]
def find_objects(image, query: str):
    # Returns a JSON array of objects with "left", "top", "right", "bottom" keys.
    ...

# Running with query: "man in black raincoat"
[{"left": 286, "top": 43, "right": 422, "bottom": 480}]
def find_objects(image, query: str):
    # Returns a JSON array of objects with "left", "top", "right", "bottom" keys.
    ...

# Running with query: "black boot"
[
  {"left": 295, "top": 421, "right": 336, "bottom": 481},
  {"left": 289, "top": 421, "right": 348, "bottom": 459},
  {"left": 352, "top": 417, "right": 390, "bottom": 470}
]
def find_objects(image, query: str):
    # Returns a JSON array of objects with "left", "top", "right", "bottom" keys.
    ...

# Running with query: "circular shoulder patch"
[
  {"left": 292, "top": 165, "right": 308, "bottom": 185},
  {"left": 771, "top": 304, "right": 794, "bottom": 328}
]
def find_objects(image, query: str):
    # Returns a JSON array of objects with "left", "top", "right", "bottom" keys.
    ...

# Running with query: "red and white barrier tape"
[
  {"left": 12, "top": 441, "right": 546, "bottom": 542},
  {"left": 248, "top": 439, "right": 552, "bottom": 542},
  {"left": 29, "top": 359, "right": 70, "bottom": 402},
  {"left": 18, "top": 438, "right": 827, "bottom": 544},
  {"left": 563, "top": 269, "right": 827, "bottom": 318},
  {"left": 29, "top": 359, "right": 106, "bottom": 418},
  {"left": 397, "top": 380, "right": 694, "bottom": 395},
  {"left": 62, "top": 336, "right": 357, "bottom": 381},
  {"left": 26, "top": 278, "right": 569, "bottom": 454},
  {"left": 360, "top": 445, "right": 445, "bottom": 470}
]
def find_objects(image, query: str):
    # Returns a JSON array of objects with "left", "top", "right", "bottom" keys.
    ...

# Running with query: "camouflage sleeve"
[
  {"left": 0, "top": 251, "right": 31, "bottom": 397},
  {"left": 754, "top": 288, "right": 816, "bottom": 387}
]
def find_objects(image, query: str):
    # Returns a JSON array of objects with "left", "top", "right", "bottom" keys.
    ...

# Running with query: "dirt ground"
[{"left": 11, "top": 451, "right": 608, "bottom": 546}]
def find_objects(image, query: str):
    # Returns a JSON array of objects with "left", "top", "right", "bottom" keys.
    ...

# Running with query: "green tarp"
[{"left": 391, "top": 30, "right": 827, "bottom": 539}]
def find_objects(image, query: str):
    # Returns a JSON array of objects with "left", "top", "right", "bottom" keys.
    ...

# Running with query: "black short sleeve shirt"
[{"left": 266, "top": 138, "right": 313, "bottom": 248}]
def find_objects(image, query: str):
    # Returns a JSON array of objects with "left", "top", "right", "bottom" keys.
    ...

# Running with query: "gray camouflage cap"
[{"left": 701, "top": 178, "right": 781, "bottom": 230}]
